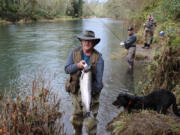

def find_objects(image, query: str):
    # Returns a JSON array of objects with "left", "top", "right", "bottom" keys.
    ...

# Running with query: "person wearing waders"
[
  {"left": 64, "top": 30, "right": 104, "bottom": 135},
  {"left": 142, "top": 14, "right": 156, "bottom": 49},
  {"left": 124, "top": 27, "right": 136, "bottom": 70}
]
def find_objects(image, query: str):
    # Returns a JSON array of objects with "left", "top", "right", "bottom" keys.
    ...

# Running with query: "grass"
[
  {"left": 0, "top": 77, "right": 65, "bottom": 135},
  {"left": 106, "top": 110, "right": 180, "bottom": 135},
  {"left": 0, "top": 19, "right": 11, "bottom": 24},
  {"left": 110, "top": 49, "right": 127, "bottom": 60}
]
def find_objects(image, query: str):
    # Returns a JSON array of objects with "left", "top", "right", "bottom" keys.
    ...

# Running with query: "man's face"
[
  {"left": 82, "top": 40, "right": 94, "bottom": 51},
  {"left": 128, "top": 30, "right": 133, "bottom": 35},
  {"left": 148, "top": 15, "right": 151, "bottom": 19}
]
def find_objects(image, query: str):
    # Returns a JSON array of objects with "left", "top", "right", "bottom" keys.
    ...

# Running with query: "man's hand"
[
  {"left": 144, "top": 23, "right": 146, "bottom": 28},
  {"left": 120, "top": 42, "right": 125, "bottom": 46},
  {"left": 77, "top": 60, "right": 86, "bottom": 69}
]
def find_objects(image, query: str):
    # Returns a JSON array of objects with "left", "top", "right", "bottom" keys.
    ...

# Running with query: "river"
[{"left": 0, "top": 18, "right": 144, "bottom": 135}]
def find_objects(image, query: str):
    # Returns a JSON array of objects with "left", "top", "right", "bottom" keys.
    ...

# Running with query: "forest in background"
[
  {"left": 0, "top": 0, "right": 83, "bottom": 22},
  {"left": 0, "top": 0, "right": 180, "bottom": 23},
  {"left": 84, "top": 0, "right": 146, "bottom": 19},
  {"left": 0, "top": 0, "right": 150, "bottom": 22},
  {"left": 87, "top": 0, "right": 180, "bottom": 24}
]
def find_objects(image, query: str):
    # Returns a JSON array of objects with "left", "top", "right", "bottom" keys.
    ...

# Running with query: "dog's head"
[{"left": 112, "top": 93, "right": 132, "bottom": 108}]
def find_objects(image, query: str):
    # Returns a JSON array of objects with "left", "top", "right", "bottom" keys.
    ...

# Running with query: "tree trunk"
[{"left": 78, "top": 0, "right": 83, "bottom": 17}]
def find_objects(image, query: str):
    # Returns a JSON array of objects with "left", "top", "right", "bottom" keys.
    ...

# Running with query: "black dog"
[{"left": 112, "top": 89, "right": 180, "bottom": 116}]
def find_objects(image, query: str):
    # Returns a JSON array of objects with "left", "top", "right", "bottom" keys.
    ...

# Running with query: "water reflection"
[{"left": 125, "top": 69, "right": 135, "bottom": 92}]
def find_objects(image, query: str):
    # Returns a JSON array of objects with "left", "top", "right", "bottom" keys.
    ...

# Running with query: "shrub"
[{"left": 0, "top": 78, "right": 65, "bottom": 135}]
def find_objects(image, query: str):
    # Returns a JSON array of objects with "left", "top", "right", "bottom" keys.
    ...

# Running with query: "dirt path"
[
  {"left": 110, "top": 43, "right": 158, "bottom": 62},
  {"left": 135, "top": 44, "right": 158, "bottom": 61}
]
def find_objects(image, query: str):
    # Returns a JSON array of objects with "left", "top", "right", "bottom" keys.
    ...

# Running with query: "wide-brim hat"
[{"left": 77, "top": 30, "right": 101, "bottom": 45}]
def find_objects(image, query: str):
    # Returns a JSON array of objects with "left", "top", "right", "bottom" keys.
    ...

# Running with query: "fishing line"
[{"left": 85, "top": 4, "right": 124, "bottom": 42}]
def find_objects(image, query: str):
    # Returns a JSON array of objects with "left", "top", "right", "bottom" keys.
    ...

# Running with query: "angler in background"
[
  {"left": 142, "top": 14, "right": 157, "bottom": 49},
  {"left": 120, "top": 27, "right": 136, "bottom": 70},
  {"left": 64, "top": 30, "right": 104, "bottom": 135}
]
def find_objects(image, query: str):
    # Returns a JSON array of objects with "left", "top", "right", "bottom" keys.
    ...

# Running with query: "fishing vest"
[
  {"left": 65, "top": 47, "right": 100, "bottom": 94},
  {"left": 145, "top": 18, "right": 156, "bottom": 31}
]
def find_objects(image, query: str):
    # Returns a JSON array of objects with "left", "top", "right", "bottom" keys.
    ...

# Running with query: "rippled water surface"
[{"left": 0, "top": 18, "right": 144, "bottom": 135}]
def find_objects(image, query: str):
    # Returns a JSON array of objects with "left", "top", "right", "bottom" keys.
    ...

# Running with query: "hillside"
[{"left": 107, "top": 0, "right": 180, "bottom": 134}]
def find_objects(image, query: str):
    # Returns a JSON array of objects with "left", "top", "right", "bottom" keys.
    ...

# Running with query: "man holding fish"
[{"left": 65, "top": 30, "right": 104, "bottom": 135}]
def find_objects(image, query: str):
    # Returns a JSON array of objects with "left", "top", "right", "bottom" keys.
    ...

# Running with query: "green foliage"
[
  {"left": 152, "top": 0, "right": 180, "bottom": 23},
  {"left": 141, "top": 35, "right": 180, "bottom": 92},
  {"left": 160, "top": 0, "right": 180, "bottom": 21},
  {"left": 0, "top": 0, "right": 19, "bottom": 21},
  {"left": 128, "top": 0, "right": 180, "bottom": 31},
  {"left": 67, "top": 0, "right": 83, "bottom": 17},
  {"left": 82, "top": 1, "right": 105, "bottom": 17},
  {"left": 168, "top": 32, "right": 180, "bottom": 50},
  {"left": 0, "top": 0, "right": 83, "bottom": 22}
]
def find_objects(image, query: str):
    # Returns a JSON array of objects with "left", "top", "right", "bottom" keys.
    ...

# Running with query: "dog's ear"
[
  {"left": 123, "top": 94, "right": 131, "bottom": 101},
  {"left": 118, "top": 94, "right": 130, "bottom": 106},
  {"left": 117, "top": 94, "right": 123, "bottom": 99}
]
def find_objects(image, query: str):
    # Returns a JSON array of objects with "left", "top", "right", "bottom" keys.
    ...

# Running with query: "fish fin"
[{"left": 80, "top": 71, "right": 84, "bottom": 80}]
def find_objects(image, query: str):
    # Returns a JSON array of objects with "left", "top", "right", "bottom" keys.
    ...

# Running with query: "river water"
[{"left": 0, "top": 18, "right": 144, "bottom": 135}]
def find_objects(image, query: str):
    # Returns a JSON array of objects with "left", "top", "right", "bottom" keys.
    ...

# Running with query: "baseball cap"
[{"left": 128, "top": 27, "right": 134, "bottom": 31}]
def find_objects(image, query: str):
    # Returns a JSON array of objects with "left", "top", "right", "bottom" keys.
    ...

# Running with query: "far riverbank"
[{"left": 0, "top": 16, "right": 80, "bottom": 25}]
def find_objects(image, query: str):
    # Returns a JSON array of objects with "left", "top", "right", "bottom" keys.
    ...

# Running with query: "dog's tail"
[{"left": 172, "top": 102, "right": 180, "bottom": 117}]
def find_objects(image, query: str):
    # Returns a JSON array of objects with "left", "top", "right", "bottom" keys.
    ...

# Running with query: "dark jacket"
[{"left": 124, "top": 33, "right": 136, "bottom": 49}]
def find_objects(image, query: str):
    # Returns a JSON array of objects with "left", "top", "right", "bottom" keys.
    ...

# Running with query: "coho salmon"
[{"left": 80, "top": 63, "right": 92, "bottom": 117}]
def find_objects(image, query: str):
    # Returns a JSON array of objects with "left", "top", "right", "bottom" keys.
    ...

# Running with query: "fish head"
[{"left": 83, "top": 64, "right": 91, "bottom": 73}]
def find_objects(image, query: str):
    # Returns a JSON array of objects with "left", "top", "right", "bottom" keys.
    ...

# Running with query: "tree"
[
  {"left": 78, "top": 0, "right": 83, "bottom": 17},
  {"left": 0, "top": 0, "right": 84, "bottom": 22}
]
